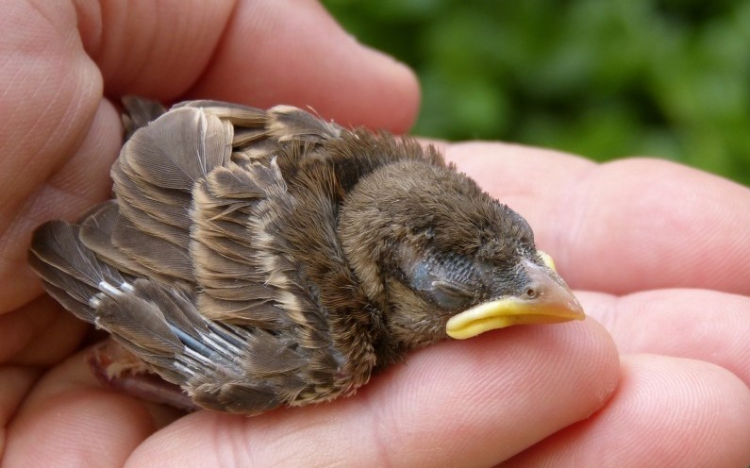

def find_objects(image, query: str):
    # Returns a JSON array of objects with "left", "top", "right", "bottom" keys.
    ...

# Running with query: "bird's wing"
[
  {"left": 190, "top": 157, "right": 300, "bottom": 327},
  {"left": 94, "top": 100, "right": 342, "bottom": 283},
  {"left": 30, "top": 219, "right": 304, "bottom": 413},
  {"left": 105, "top": 105, "right": 234, "bottom": 282},
  {"left": 29, "top": 99, "right": 373, "bottom": 413},
  {"left": 189, "top": 153, "right": 379, "bottom": 408}
]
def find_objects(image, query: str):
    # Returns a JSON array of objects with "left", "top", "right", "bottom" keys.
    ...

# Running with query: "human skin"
[{"left": 1, "top": 1, "right": 750, "bottom": 467}]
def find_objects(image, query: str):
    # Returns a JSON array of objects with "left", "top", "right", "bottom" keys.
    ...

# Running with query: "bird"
[{"left": 28, "top": 97, "right": 585, "bottom": 415}]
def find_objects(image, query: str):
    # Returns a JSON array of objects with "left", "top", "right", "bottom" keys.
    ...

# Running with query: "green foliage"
[{"left": 322, "top": 0, "right": 750, "bottom": 185}]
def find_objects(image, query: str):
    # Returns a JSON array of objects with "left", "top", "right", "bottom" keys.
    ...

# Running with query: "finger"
[
  {"left": 503, "top": 354, "right": 750, "bottom": 467},
  {"left": 186, "top": 0, "right": 420, "bottom": 132},
  {"left": 0, "top": 296, "right": 87, "bottom": 366},
  {"left": 0, "top": 2, "right": 105, "bottom": 310},
  {"left": 578, "top": 289, "right": 750, "bottom": 388},
  {"left": 445, "top": 143, "right": 750, "bottom": 295},
  {"left": 125, "top": 320, "right": 617, "bottom": 467},
  {"left": 3, "top": 350, "right": 181, "bottom": 468},
  {"left": 84, "top": 0, "right": 419, "bottom": 131},
  {"left": 0, "top": 366, "right": 42, "bottom": 449},
  {"left": 2, "top": 99, "right": 121, "bottom": 313},
  {"left": 0, "top": 2, "right": 108, "bottom": 224},
  {"left": 80, "top": 0, "right": 235, "bottom": 101}
]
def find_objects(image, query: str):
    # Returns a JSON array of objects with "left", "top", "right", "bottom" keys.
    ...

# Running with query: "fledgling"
[{"left": 28, "top": 98, "right": 584, "bottom": 414}]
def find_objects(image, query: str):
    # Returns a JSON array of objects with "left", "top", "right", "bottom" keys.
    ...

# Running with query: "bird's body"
[{"left": 29, "top": 99, "right": 584, "bottom": 414}]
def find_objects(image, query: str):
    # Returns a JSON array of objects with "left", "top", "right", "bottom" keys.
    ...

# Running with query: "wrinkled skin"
[{"left": 2, "top": 1, "right": 750, "bottom": 467}]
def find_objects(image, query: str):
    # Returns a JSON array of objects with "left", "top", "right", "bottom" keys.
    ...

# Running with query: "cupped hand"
[{"left": 2, "top": 1, "right": 749, "bottom": 467}]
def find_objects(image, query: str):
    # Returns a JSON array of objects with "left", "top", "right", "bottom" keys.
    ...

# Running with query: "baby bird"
[{"left": 28, "top": 98, "right": 584, "bottom": 414}]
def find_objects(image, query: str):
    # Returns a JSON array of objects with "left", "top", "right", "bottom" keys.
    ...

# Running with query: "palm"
[{"left": 2, "top": 1, "right": 749, "bottom": 467}]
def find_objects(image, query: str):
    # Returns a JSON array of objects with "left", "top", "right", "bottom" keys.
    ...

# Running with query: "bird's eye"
[
  {"left": 406, "top": 256, "right": 477, "bottom": 311},
  {"left": 433, "top": 279, "right": 473, "bottom": 297},
  {"left": 428, "top": 280, "right": 473, "bottom": 310}
]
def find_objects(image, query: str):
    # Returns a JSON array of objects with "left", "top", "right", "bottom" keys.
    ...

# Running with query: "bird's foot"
[{"left": 87, "top": 338, "right": 198, "bottom": 412}]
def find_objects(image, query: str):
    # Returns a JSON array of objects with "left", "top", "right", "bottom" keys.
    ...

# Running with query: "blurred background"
[{"left": 322, "top": 0, "right": 750, "bottom": 185}]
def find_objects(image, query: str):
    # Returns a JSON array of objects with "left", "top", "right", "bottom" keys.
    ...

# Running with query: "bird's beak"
[{"left": 446, "top": 251, "right": 585, "bottom": 340}]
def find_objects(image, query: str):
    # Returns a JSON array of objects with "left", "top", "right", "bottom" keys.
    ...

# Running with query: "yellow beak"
[{"left": 446, "top": 252, "right": 585, "bottom": 340}]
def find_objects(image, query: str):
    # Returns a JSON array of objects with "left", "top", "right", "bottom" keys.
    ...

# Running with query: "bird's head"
[{"left": 339, "top": 159, "right": 585, "bottom": 350}]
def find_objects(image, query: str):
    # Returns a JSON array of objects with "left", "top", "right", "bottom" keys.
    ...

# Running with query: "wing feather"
[{"left": 28, "top": 98, "right": 387, "bottom": 414}]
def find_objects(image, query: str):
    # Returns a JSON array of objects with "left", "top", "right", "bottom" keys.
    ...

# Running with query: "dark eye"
[
  {"left": 408, "top": 259, "right": 477, "bottom": 310},
  {"left": 429, "top": 280, "right": 474, "bottom": 310}
]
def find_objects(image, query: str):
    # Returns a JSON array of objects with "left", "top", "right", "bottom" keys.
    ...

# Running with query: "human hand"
[
  {"left": 447, "top": 144, "right": 750, "bottom": 466},
  {"left": 2, "top": 1, "right": 750, "bottom": 467}
]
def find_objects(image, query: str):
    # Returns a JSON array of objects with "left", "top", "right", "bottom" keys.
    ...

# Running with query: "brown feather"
[{"left": 121, "top": 95, "right": 166, "bottom": 139}]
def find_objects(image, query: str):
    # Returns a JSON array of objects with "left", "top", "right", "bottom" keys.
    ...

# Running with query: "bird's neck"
[{"left": 336, "top": 176, "right": 412, "bottom": 368}]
